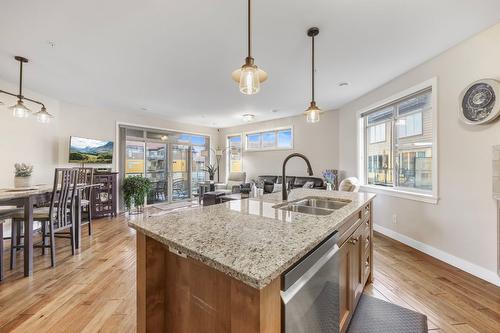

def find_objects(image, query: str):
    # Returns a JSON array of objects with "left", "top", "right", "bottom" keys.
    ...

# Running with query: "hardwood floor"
[
  {"left": 0, "top": 216, "right": 136, "bottom": 333},
  {"left": 0, "top": 213, "right": 499, "bottom": 332},
  {"left": 365, "top": 233, "right": 500, "bottom": 333}
]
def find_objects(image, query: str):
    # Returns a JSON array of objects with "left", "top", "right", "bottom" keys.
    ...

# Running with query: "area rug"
[{"left": 347, "top": 295, "right": 428, "bottom": 333}]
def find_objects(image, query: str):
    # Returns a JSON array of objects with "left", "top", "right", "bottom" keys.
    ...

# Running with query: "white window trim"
[
  {"left": 244, "top": 126, "right": 294, "bottom": 151},
  {"left": 357, "top": 77, "right": 439, "bottom": 204}
]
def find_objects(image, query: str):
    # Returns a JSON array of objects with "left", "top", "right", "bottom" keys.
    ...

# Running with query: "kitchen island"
[{"left": 128, "top": 188, "right": 375, "bottom": 333}]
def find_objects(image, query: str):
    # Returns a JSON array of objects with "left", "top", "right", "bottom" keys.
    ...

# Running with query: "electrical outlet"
[{"left": 392, "top": 214, "right": 397, "bottom": 224}]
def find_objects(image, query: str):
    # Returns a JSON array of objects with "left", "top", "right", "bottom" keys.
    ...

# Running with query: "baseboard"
[{"left": 373, "top": 224, "right": 500, "bottom": 287}]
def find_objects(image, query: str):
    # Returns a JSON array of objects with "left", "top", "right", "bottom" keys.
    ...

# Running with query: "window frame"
[
  {"left": 244, "top": 126, "right": 294, "bottom": 151},
  {"left": 357, "top": 78, "right": 438, "bottom": 204}
]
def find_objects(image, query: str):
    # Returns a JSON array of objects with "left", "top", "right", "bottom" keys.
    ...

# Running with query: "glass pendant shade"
[
  {"left": 239, "top": 64, "right": 260, "bottom": 95},
  {"left": 305, "top": 101, "right": 321, "bottom": 123},
  {"left": 35, "top": 107, "right": 52, "bottom": 123},
  {"left": 10, "top": 100, "right": 31, "bottom": 118}
]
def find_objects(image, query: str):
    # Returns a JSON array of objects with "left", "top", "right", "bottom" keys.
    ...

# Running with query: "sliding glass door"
[
  {"left": 171, "top": 144, "right": 190, "bottom": 200},
  {"left": 119, "top": 126, "right": 210, "bottom": 208},
  {"left": 191, "top": 145, "right": 208, "bottom": 197},
  {"left": 146, "top": 142, "right": 168, "bottom": 204},
  {"left": 125, "top": 141, "right": 145, "bottom": 178}
]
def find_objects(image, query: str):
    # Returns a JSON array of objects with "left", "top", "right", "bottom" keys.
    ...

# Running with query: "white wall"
[
  {"left": 338, "top": 23, "right": 500, "bottom": 284},
  {"left": 0, "top": 78, "right": 219, "bottom": 187},
  {"left": 218, "top": 111, "right": 339, "bottom": 182}
]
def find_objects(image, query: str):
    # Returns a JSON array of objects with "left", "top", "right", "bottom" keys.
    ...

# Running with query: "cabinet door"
[
  {"left": 338, "top": 241, "right": 351, "bottom": 333},
  {"left": 362, "top": 219, "right": 371, "bottom": 285},
  {"left": 349, "top": 225, "right": 365, "bottom": 309}
]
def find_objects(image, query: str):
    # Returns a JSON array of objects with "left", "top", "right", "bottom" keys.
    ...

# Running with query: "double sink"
[{"left": 273, "top": 196, "right": 350, "bottom": 216}]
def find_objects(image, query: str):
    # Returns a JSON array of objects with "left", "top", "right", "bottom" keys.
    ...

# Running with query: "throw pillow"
[
  {"left": 272, "top": 183, "right": 283, "bottom": 193},
  {"left": 339, "top": 179, "right": 354, "bottom": 192},
  {"left": 303, "top": 181, "right": 315, "bottom": 189}
]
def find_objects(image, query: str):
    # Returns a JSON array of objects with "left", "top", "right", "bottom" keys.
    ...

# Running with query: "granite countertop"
[{"left": 128, "top": 188, "right": 375, "bottom": 289}]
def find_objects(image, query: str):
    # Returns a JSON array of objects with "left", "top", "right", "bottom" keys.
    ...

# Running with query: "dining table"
[{"left": 0, "top": 183, "right": 100, "bottom": 277}]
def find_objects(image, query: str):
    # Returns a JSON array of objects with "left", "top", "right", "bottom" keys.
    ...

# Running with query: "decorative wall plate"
[{"left": 459, "top": 79, "right": 500, "bottom": 125}]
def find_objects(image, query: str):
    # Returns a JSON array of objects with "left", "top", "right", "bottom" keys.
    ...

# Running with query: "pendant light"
[
  {"left": 0, "top": 56, "right": 53, "bottom": 123},
  {"left": 305, "top": 27, "right": 321, "bottom": 123},
  {"left": 231, "top": 0, "right": 267, "bottom": 95}
]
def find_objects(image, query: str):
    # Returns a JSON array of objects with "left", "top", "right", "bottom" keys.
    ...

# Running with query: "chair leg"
[
  {"left": 16, "top": 222, "right": 22, "bottom": 252},
  {"left": 88, "top": 207, "right": 93, "bottom": 236},
  {"left": 41, "top": 221, "right": 46, "bottom": 256},
  {"left": 49, "top": 222, "right": 56, "bottom": 267},
  {"left": 10, "top": 220, "right": 17, "bottom": 270},
  {"left": 70, "top": 226, "right": 75, "bottom": 256}
]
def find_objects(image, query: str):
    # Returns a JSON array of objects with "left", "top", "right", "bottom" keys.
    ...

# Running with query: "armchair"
[{"left": 215, "top": 172, "right": 247, "bottom": 194}]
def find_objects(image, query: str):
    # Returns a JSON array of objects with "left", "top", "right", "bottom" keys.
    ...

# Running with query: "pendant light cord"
[
  {"left": 311, "top": 34, "right": 315, "bottom": 103},
  {"left": 248, "top": 0, "right": 252, "bottom": 58},
  {"left": 19, "top": 60, "right": 23, "bottom": 98}
]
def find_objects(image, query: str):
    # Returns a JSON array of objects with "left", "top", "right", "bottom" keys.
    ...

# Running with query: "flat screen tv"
[{"left": 69, "top": 136, "right": 114, "bottom": 164}]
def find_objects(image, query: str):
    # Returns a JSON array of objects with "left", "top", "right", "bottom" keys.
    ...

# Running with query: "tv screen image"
[{"left": 69, "top": 137, "right": 114, "bottom": 164}]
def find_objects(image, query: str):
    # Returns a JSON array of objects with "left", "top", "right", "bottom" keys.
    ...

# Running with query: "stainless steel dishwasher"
[{"left": 281, "top": 231, "right": 343, "bottom": 333}]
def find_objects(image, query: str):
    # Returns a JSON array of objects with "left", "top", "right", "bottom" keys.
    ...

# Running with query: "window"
[
  {"left": 245, "top": 128, "right": 293, "bottom": 151},
  {"left": 369, "top": 123, "right": 386, "bottom": 143},
  {"left": 261, "top": 131, "right": 276, "bottom": 148},
  {"left": 397, "top": 112, "right": 422, "bottom": 138},
  {"left": 227, "top": 135, "right": 242, "bottom": 173},
  {"left": 277, "top": 129, "right": 292, "bottom": 148},
  {"left": 247, "top": 133, "right": 261, "bottom": 150},
  {"left": 361, "top": 86, "right": 435, "bottom": 197}
]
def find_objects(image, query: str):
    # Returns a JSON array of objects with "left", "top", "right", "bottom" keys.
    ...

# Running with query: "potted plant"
[
  {"left": 203, "top": 164, "right": 218, "bottom": 181},
  {"left": 122, "top": 176, "right": 152, "bottom": 214},
  {"left": 14, "top": 163, "right": 34, "bottom": 188}
]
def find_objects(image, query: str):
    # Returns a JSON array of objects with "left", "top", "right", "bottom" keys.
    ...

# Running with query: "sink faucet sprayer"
[{"left": 282, "top": 153, "right": 313, "bottom": 201}]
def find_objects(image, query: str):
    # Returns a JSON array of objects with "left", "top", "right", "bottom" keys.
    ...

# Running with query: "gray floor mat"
[{"left": 347, "top": 295, "right": 428, "bottom": 333}]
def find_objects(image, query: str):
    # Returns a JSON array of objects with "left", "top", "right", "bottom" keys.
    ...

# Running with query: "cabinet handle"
[{"left": 348, "top": 238, "right": 358, "bottom": 244}]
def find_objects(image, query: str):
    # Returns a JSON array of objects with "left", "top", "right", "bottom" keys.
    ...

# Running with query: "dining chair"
[
  {"left": 76, "top": 167, "right": 94, "bottom": 235},
  {"left": 155, "top": 180, "right": 166, "bottom": 201},
  {"left": 11, "top": 168, "right": 78, "bottom": 268},
  {"left": 0, "top": 208, "right": 23, "bottom": 280}
]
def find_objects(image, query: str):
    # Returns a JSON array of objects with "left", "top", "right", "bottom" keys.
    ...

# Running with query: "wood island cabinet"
[
  {"left": 339, "top": 202, "right": 373, "bottom": 333},
  {"left": 135, "top": 200, "right": 373, "bottom": 333}
]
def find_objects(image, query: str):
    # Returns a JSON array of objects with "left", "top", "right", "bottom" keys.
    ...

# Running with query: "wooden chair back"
[
  {"left": 49, "top": 168, "right": 78, "bottom": 230},
  {"left": 76, "top": 167, "right": 94, "bottom": 201}
]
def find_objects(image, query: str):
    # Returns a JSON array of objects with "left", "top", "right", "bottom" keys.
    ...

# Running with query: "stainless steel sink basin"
[
  {"left": 273, "top": 197, "right": 351, "bottom": 216},
  {"left": 294, "top": 197, "right": 350, "bottom": 210},
  {"left": 276, "top": 204, "right": 335, "bottom": 216}
]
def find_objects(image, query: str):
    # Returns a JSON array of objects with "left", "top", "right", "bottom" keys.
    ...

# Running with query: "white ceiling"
[{"left": 0, "top": 0, "right": 499, "bottom": 128}]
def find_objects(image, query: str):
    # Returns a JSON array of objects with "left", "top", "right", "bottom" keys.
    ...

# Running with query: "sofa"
[{"left": 257, "top": 175, "right": 325, "bottom": 193}]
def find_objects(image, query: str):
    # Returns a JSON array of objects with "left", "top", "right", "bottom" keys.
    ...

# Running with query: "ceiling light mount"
[
  {"left": 232, "top": 0, "right": 267, "bottom": 95},
  {"left": 307, "top": 27, "right": 319, "bottom": 38},
  {"left": 0, "top": 56, "right": 53, "bottom": 123},
  {"left": 242, "top": 113, "right": 255, "bottom": 122},
  {"left": 304, "top": 27, "right": 322, "bottom": 123}
]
